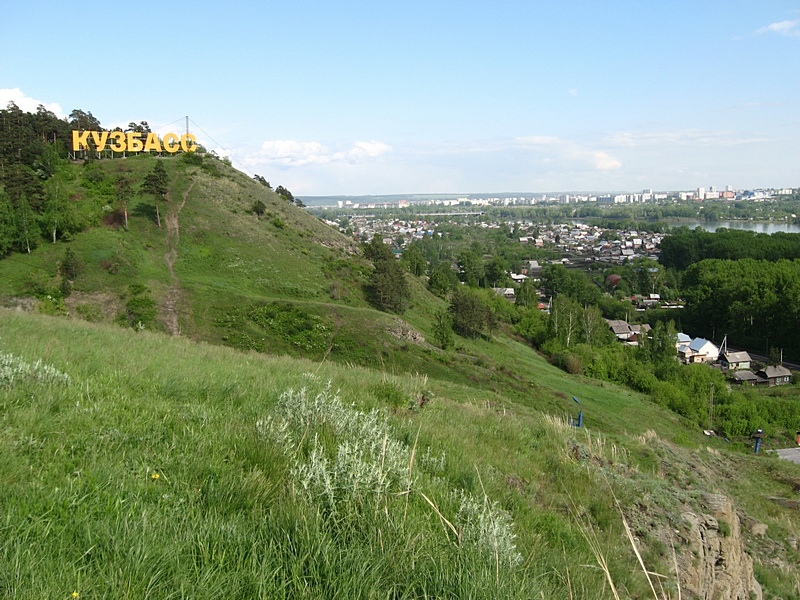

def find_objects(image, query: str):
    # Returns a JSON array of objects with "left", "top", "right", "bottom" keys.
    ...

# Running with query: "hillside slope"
[
  {"left": 3, "top": 310, "right": 800, "bottom": 598},
  {"left": 3, "top": 152, "right": 800, "bottom": 597},
  {"left": 1, "top": 153, "right": 522, "bottom": 393}
]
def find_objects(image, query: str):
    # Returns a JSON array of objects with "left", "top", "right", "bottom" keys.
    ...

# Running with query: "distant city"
[{"left": 304, "top": 186, "right": 797, "bottom": 209}]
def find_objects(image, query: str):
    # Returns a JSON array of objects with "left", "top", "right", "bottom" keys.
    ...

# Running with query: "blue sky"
[{"left": 2, "top": 1, "right": 798, "bottom": 196}]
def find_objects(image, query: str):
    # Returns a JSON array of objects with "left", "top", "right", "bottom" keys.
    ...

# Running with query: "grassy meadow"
[{"left": 3, "top": 310, "right": 800, "bottom": 598}]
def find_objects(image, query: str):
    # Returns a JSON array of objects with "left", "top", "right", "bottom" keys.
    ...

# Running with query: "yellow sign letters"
[{"left": 72, "top": 131, "right": 197, "bottom": 153}]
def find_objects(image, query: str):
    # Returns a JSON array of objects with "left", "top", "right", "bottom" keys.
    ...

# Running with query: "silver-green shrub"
[
  {"left": 0, "top": 352, "right": 71, "bottom": 387},
  {"left": 259, "top": 375, "right": 522, "bottom": 567},
  {"left": 456, "top": 490, "right": 523, "bottom": 567}
]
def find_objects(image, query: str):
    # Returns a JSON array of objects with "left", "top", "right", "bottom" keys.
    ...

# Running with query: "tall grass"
[{"left": 2, "top": 310, "right": 798, "bottom": 598}]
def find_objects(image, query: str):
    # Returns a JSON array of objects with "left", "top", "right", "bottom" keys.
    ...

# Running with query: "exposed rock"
[
  {"left": 387, "top": 318, "right": 426, "bottom": 345},
  {"left": 1, "top": 296, "right": 39, "bottom": 312},
  {"left": 678, "top": 493, "right": 762, "bottom": 600}
]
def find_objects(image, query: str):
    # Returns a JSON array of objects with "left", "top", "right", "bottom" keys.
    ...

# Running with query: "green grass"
[
  {"left": 3, "top": 155, "right": 800, "bottom": 597},
  {"left": 2, "top": 310, "right": 800, "bottom": 598}
]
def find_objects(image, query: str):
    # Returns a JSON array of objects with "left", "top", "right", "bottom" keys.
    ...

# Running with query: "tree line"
[{"left": 659, "top": 228, "right": 800, "bottom": 270}]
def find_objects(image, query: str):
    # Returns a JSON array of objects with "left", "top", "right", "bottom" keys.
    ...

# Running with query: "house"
[
  {"left": 719, "top": 350, "right": 752, "bottom": 371},
  {"left": 606, "top": 319, "right": 634, "bottom": 342},
  {"left": 604, "top": 320, "right": 650, "bottom": 345},
  {"left": 731, "top": 370, "right": 762, "bottom": 385},
  {"left": 756, "top": 365, "right": 792, "bottom": 386},
  {"left": 629, "top": 323, "right": 651, "bottom": 344},
  {"left": 493, "top": 287, "right": 516, "bottom": 302},
  {"left": 681, "top": 338, "right": 719, "bottom": 364},
  {"left": 690, "top": 338, "right": 719, "bottom": 363}
]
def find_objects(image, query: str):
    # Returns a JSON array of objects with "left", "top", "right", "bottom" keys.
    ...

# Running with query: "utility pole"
[
  {"left": 186, "top": 116, "right": 189, "bottom": 137},
  {"left": 708, "top": 382, "right": 715, "bottom": 431}
]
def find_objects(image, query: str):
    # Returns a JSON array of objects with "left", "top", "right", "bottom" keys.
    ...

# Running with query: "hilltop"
[{"left": 1, "top": 129, "right": 800, "bottom": 596}]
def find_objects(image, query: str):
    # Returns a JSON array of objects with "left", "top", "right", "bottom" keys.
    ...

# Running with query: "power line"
[{"left": 188, "top": 117, "right": 255, "bottom": 178}]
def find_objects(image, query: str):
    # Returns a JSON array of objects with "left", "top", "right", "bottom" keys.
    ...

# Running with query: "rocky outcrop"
[{"left": 678, "top": 493, "right": 762, "bottom": 600}]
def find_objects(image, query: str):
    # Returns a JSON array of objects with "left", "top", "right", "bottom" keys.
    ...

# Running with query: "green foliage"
[
  {"left": 141, "top": 160, "right": 169, "bottom": 226},
  {"left": 142, "top": 160, "right": 168, "bottom": 199},
  {"left": 428, "top": 261, "right": 459, "bottom": 296},
  {"left": 13, "top": 194, "right": 38, "bottom": 253},
  {"left": 660, "top": 229, "right": 800, "bottom": 270},
  {"left": 515, "top": 307, "right": 548, "bottom": 347},
  {"left": 59, "top": 246, "right": 80, "bottom": 280},
  {"left": 457, "top": 249, "right": 484, "bottom": 287},
  {"left": 251, "top": 199, "right": 266, "bottom": 216},
  {"left": 681, "top": 258, "right": 800, "bottom": 358},
  {"left": 3, "top": 304, "right": 800, "bottom": 597},
  {"left": 120, "top": 284, "right": 157, "bottom": 329},
  {"left": 366, "top": 258, "right": 410, "bottom": 313},
  {"left": 362, "top": 233, "right": 394, "bottom": 263},
  {"left": 0, "top": 192, "right": 15, "bottom": 256},
  {"left": 275, "top": 185, "right": 294, "bottom": 203},
  {"left": 432, "top": 309, "right": 454, "bottom": 349},
  {"left": 181, "top": 150, "right": 203, "bottom": 166},
  {"left": 401, "top": 242, "right": 427, "bottom": 276},
  {"left": 449, "top": 287, "right": 490, "bottom": 339},
  {"left": 363, "top": 235, "right": 410, "bottom": 313},
  {"left": 540, "top": 264, "right": 601, "bottom": 305},
  {"left": 548, "top": 295, "right": 582, "bottom": 348},
  {"left": 515, "top": 278, "right": 537, "bottom": 307},
  {"left": 247, "top": 302, "right": 332, "bottom": 352}
]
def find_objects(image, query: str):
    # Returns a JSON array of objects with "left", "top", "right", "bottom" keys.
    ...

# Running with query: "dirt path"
[{"left": 163, "top": 179, "right": 195, "bottom": 335}]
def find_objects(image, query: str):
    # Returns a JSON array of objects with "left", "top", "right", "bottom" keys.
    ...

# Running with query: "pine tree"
[{"left": 142, "top": 161, "right": 168, "bottom": 228}]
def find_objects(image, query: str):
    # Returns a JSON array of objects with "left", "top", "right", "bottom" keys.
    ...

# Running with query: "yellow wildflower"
[
  {"left": 71, "top": 593, "right": 80, "bottom": 599},
  {"left": 151, "top": 473, "right": 160, "bottom": 480}
]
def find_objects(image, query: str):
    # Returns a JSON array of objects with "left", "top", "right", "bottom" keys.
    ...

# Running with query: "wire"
[
  {"left": 150, "top": 117, "right": 186, "bottom": 133},
  {"left": 188, "top": 118, "right": 255, "bottom": 178}
]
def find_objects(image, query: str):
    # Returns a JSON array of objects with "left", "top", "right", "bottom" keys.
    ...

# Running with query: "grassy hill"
[
  {"left": 3, "top": 310, "right": 800, "bottom": 598},
  {"left": 2, "top": 154, "right": 800, "bottom": 597}
]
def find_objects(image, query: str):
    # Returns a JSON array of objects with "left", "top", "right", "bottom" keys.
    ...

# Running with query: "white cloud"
[
  {"left": 591, "top": 151, "right": 622, "bottom": 170},
  {"left": 244, "top": 139, "right": 391, "bottom": 167},
  {"left": 756, "top": 19, "right": 800, "bottom": 36},
  {"left": 606, "top": 129, "right": 773, "bottom": 148},
  {"left": 513, "top": 136, "right": 622, "bottom": 171},
  {"left": 0, "top": 88, "right": 66, "bottom": 118}
]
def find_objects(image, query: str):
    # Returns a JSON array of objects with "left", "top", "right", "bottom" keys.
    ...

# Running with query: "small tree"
[
  {"left": 401, "top": 243, "right": 427, "bottom": 276},
  {"left": 362, "top": 234, "right": 394, "bottom": 263},
  {"left": 432, "top": 309, "right": 454, "bottom": 350},
  {"left": 253, "top": 174, "right": 271, "bottom": 188},
  {"left": 515, "top": 278, "right": 537, "bottom": 307},
  {"left": 142, "top": 161, "right": 169, "bottom": 228},
  {"left": 275, "top": 185, "right": 294, "bottom": 203},
  {"left": 449, "top": 287, "right": 489, "bottom": 339},
  {"left": 60, "top": 246, "right": 80, "bottom": 280},
  {"left": 116, "top": 174, "right": 133, "bottom": 230},
  {"left": 428, "top": 261, "right": 458, "bottom": 297},
  {"left": 14, "top": 194, "right": 38, "bottom": 254},
  {"left": 366, "top": 259, "right": 410, "bottom": 313},
  {"left": 251, "top": 199, "right": 267, "bottom": 216}
]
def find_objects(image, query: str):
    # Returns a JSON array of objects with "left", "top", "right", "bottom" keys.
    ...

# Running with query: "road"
[{"left": 776, "top": 447, "right": 800, "bottom": 465}]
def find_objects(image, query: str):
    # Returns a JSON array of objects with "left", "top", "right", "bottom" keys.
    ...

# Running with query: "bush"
[{"left": 251, "top": 199, "right": 266, "bottom": 216}]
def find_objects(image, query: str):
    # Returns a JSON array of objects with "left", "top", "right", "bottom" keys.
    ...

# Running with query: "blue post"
[
  {"left": 753, "top": 429, "right": 764, "bottom": 454},
  {"left": 572, "top": 396, "right": 583, "bottom": 428}
]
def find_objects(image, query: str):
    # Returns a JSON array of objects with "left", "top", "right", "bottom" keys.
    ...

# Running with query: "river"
[
  {"left": 571, "top": 218, "right": 800, "bottom": 234},
  {"left": 669, "top": 220, "right": 800, "bottom": 234}
]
